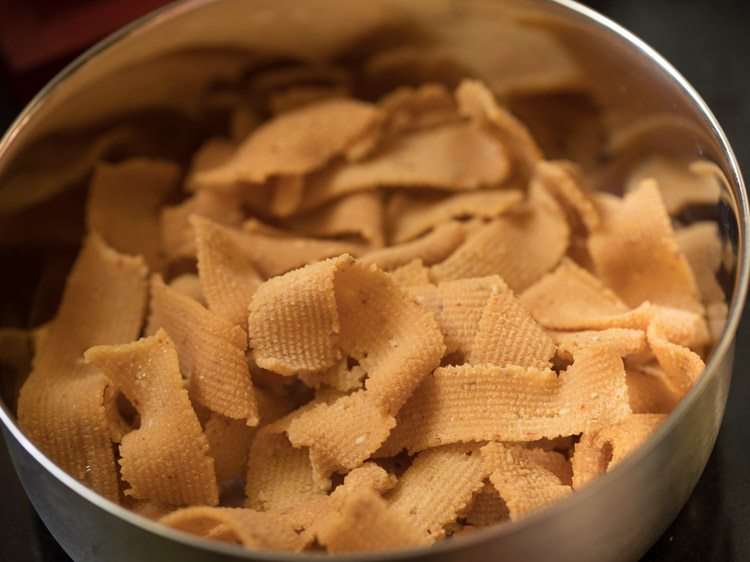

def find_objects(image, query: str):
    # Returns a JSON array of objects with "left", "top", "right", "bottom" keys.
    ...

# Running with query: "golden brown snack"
[
  {"left": 85, "top": 330, "right": 218, "bottom": 506},
  {"left": 17, "top": 234, "right": 148, "bottom": 501}
]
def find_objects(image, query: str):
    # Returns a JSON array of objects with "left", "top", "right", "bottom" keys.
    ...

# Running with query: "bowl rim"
[{"left": 0, "top": 0, "right": 747, "bottom": 560}]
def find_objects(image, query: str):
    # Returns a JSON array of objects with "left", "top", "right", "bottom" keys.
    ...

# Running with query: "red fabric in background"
[{"left": 0, "top": 0, "right": 171, "bottom": 102}]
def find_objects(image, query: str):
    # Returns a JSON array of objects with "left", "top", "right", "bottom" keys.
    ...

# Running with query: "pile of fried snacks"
[{"left": 14, "top": 78, "right": 724, "bottom": 554}]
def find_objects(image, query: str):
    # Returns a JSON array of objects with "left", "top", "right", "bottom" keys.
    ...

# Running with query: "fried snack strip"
[
  {"left": 588, "top": 179, "right": 702, "bottom": 313},
  {"left": 87, "top": 159, "right": 180, "bottom": 271},
  {"left": 534, "top": 160, "right": 599, "bottom": 233},
  {"left": 85, "top": 330, "right": 218, "bottom": 505},
  {"left": 380, "top": 342, "right": 631, "bottom": 455},
  {"left": 520, "top": 257, "right": 628, "bottom": 329},
  {"left": 431, "top": 181, "right": 569, "bottom": 291},
  {"left": 17, "top": 234, "right": 148, "bottom": 501},
  {"left": 389, "top": 259, "right": 432, "bottom": 287},
  {"left": 626, "top": 367, "right": 681, "bottom": 414},
  {"left": 387, "top": 189, "right": 523, "bottom": 244},
  {"left": 249, "top": 255, "right": 444, "bottom": 482},
  {"left": 387, "top": 444, "right": 487, "bottom": 541},
  {"left": 481, "top": 442, "right": 572, "bottom": 520},
  {"left": 148, "top": 276, "right": 258, "bottom": 425},
  {"left": 360, "top": 221, "right": 466, "bottom": 271},
  {"left": 379, "top": 83, "right": 460, "bottom": 135},
  {"left": 160, "top": 507, "right": 307, "bottom": 552},
  {"left": 283, "top": 191, "right": 385, "bottom": 248},
  {"left": 456, "top": 79, "right": 542, "bottom": 180},
  {"left": 160, "top": 190, "right": 245, "bottom": 262},
  {"left": 194, "top": 98, "right": 384, "bottom": 186},
  {"left": 192, "top": 216, "right": 263, "bottom": 328},
  {"left": 464, "top": 483, "right": 510, "bottom": 526},
  {"left": 302, "top": 122, "right": 511, "bottom": 210},
  {"left": 571, "top": 414, "right": 667, "bottom": 490},
  {"left": 318, "top": 490, "right": 427, "bottom": 553},
  {"left": 241, "top": 220, "right": 368, "bottom": 278}
]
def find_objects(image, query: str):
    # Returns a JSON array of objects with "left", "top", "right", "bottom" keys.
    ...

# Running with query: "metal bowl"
[{"left": 0, "top": 1, "right": 747, "bottom": 561}]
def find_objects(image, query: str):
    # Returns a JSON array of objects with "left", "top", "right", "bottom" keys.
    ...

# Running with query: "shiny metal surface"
[{"left": 0, "top": 1, "right": 747, "bottom": 561}]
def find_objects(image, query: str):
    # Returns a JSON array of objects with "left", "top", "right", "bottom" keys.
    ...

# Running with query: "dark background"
[{"left": 1, "top": 0, "right": 749, "bottom": 560}]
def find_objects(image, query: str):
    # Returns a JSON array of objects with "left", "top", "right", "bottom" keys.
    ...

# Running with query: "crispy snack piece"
[
  {"left": 625, "top": 156, "right": 721, "bottom": 215},
  {"left": 242, "top": 220, "right": 368, "bottom": 278},
  {"left": 269, "top": 176, "right": 306, "bottom": 217},
  {"left": 87, "top": 159, "right": 180, "bottom": 271},
  {"left": 389, "top": 259, "right": 432, "bottom": 287},
  {"left": 534, "top": 160, "right": 599, "bottom": 233},
  {"left": 481, "top": 443, "right": 572, "bottom": 520},
  {"left": 17, "top": 234, "right": 148, "bottom": 501},
  {"left": 283, "top": 191, "right": 385, "bottom": 248},
  {"left": 192, "top": 216, "right": 263, "bottom": 328},
  {"left": 245, "top": 421, "right": 324, "bottom": 511},
  {"left": 571, "top": 414, "right": 667, "bottom": 490},
  {"left": 588, "top": 179, "right": 703, "bottom": 313},
  {"left": 160, "top": 190, "right": 245, "bottom": 262},
  {"left": 380, "top": 342, "right": 631, "bottom": 455},
  {"left": 380, "top": 83, "right": 460, "bottom": 135},
  {"left": 467, "top": 277, "right": 556, "bottom": 369},
  {"left": 168, "top": 274, "right": 206, "bottom": 305},
  {"left": 388, "top": 444, "right": 487, "bottom": 541},
  {"left": 249, "top": 256, "right": 444, "bottom": 482},
  {"left": 520, "top": 258, "right": 628, "bottom": 330},
  {"left": 318, "top": 489, "right": 427, "bottom": 553},
  {"left": 302, "top": 122, "right": 511, "bottom": 210},
  {"left": 626, "top": 367, "right": 681, "bottom": 414},
  {"left": 387, "top": 189, "right": 523, "bottom": 244},
  {"left": 148, "top": 276, "right": 258, "bottom": 425},
  {"left": 464, "top": 482, "right": 510, "bottom": 526},
  {"left": 160, "top": 507, "right": 307, "bottom": 552},
  {"left": 194, "top": 98, "right": 384, "bottom": 186},
  {"left": 248, "top": 256, "right": 344, "bottom": 376},
  {"left": 184, "top": 137, "right": 237, "bottom": 192},
  {"left": 85, "top": 330, "right": 218, "bottom": 505},
  {"left": 204, "top": 413, "right": 254, "bottom": 483},
  {"left": 431, "top": 181, "right": 569, "bottom": 291},
  {"left": 360, "top": 221, "right": 466, "bottom": 271},
  {"left": 268, "top": 84, "right": 350, "bottom": 115},
  {"left": 456, "top": 79, "right": 542, "bottom": 180}
]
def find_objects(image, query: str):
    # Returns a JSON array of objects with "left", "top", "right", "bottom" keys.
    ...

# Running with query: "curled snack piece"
[
  {"left": 160, "top": 507, "right": 307, "bottom": 552},
  {"left": 389, "top": 259, "right": 432, "bottom": 287},
  {"left": 481, "top": 442, "right": 572, "bottom": 520},
  {"left": 283, "top": 191, "right": 385, "bottom": 248},
  {"left": 194, "top": 98, "right": 384, "bottom": 186},
  {"left": 87, "top": 159, "right": 180, "bottom": 271},
  {"left": 149, "top": 276, "right": 259, "bottom": 425},
  {"left": 387, "top": 189, "right": 523, "bottom": 244},
  {"left": 520, "top": 258, "right": 628, "bottom": 330},
  {"left": 464, "top": 483, "right": 510, "bottom": 526},
  {"left": 85, "top": 330, "right": 218, "bottom": 506},
  {"left": 302, "top": 122, "right": 511, "bottom": 210},
  {"left": 192, "top": 216, "right": 263, "bottom": 328},
  {"left": 318, "top": 489, "right": 427, "bottom": 553},
  {"left": 160, "top": 190, "right": 245, "bottom": 262},
  {"left": 571, "top": 414, "right": 666, "bottom": 490},
  {"left": 250, "top": 256, "right": 444, "bottom": 481},
  {"left": 626, "top": 367, "right": 681, "bottom": 414},
  {"left": 431, "top": 181, "right": 569, "bottom": 291},
  {"left": 388, "top": 444, "right": 487, "bottom": 541},
  {"left": 242, "top": 220, "right": 368, "bottom": 278},
  {"left": 380, "top": 83, "right": 460, "bottom": 135},
  {"left": 456, "top": 79, "right": 542, "bottom": 180},
  {"left": 534, "top": 160, "right": 599, "bottom": 233},
  {"left": 467, "top": 277, "right": 556, "bottom": 369},
  {"left": 360, "top": 221, "right": 466, "bottom": 271},
  {"left": 380, "top": 342, "right": 631, "bottom": 455},
  {"left": 17, "top": 234, "right": 148, "bottom": 501},
  {"left": 588, "top": 179, "right": 702, "bottom": 313}
]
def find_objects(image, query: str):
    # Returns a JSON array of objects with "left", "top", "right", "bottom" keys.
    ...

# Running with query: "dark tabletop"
[{"left": 1, "top": 0, "right": 749, "bottom": 560}]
